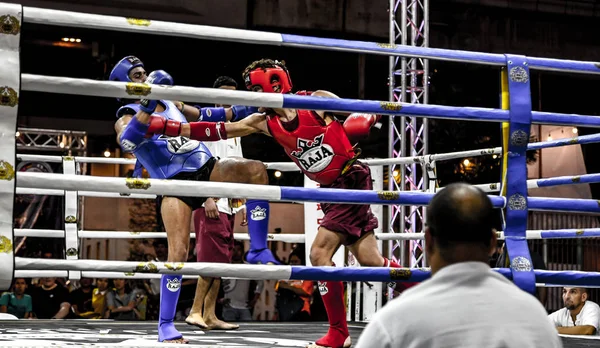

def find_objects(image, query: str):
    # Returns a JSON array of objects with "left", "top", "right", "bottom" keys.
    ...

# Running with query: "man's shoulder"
[{"left": 584, "top": 301, "right": 600, "bottom": 312}]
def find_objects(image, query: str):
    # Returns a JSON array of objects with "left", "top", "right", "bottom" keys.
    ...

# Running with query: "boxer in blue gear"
[{"left": 111, "top": 56, "right": 270, "bottom": 343}]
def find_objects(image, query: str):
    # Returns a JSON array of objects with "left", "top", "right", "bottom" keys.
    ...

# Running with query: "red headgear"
[{"left": 245, "top": 66, "right": 293, "bottom": 94}]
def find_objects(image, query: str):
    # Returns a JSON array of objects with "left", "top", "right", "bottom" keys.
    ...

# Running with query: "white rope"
[
  {"left": 16, "top": 187, "right": 157, "bottom": 199},
  {"left": 17, "top": 147, "right": 500, "bottom": 171},
  {"left": 16, "top": 258, "right": 293, "bottom": 280},
  {"left": 17, "top": 172, "right": 281, "bottom": 201},
  {"left": 14, "top": 229, "right": 305, "bottom": 243},
  {"left": 22, "top": 74, "right": 285, "bottom": 109},
  {"left": 17, "top": 228, "right": 597, "bottom": 241},
  {"left": 24, "top": 6, "right": 283, "bottom": 45},
  {"left": 13, "top": 270, "right": 249, "bottom": 280}
]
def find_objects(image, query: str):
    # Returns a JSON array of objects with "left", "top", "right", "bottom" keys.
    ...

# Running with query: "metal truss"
[
  {"left": 16, "top": 127, "right": 87, "bottom": 155},
  {"left": 388, "top": 0, "right": 429, "bottom": 270}
]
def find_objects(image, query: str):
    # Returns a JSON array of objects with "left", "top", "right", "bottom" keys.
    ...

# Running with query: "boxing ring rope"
[
  {"left": 21, "top": 74, "right": 600, "bottom": 128},
  {"left": 14, "top": 228, "right": 600, "bottom": 241},
  {"left": 20, "top": 6, "right": 600, "bottom": 75},
  {"left": 2, "top": 3, "right": 600, "bottom": 330},
  {"left": 16, "top": 172, "right": 600, "bottom": 215},
  {"left": 12, "top": 257, "right": 600, "bottom": 287}
]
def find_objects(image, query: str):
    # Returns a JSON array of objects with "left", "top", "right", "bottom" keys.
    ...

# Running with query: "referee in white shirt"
[
  {"left": 548, "top": 287, "right": 600, "bottom": 335},
  {"left": 356, "top": 182, "right": 562, "bottom": 348}
]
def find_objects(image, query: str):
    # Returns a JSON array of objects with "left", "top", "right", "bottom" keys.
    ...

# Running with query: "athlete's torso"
[
  {"left": 266, "top": 91, "right": 356, "bottom": 185},
  {"left": 117, "top": 100, "right": 212, "bottom": 179}
]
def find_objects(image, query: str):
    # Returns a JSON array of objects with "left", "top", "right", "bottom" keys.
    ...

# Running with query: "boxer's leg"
[
  {"left": 209, "top": 158, "right": 279, "bottom": 264},
  {"left": 158, "top": 197, "right": 191, "bottom": 344},
  {"left": 307, "top": 226, "right": 350, "bottom": 348},
  {"left": 349, "top": 232, "right": 418, "bottom": 293}
]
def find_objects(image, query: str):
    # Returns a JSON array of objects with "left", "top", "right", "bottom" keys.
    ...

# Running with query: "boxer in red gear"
[{"left": 154, "top": 59, "right": 416, "bottom": 348}]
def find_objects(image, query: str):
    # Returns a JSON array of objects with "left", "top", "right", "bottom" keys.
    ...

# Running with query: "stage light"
[
  {"left": 274, "top": 170, "right": 282, "bottom": 178},
  {"left": 104, "top": 149, "right": 111, "bottom": 157}
]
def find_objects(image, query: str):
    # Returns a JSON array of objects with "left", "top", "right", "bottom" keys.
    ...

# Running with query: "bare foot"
[
  {"left": 185, "top": 313, "right": 208, "bottom": 329},
  {"left": 204, "top": 317, "right": 240, "bottom": 330},
  {"left": 163, "top": 337, "right": 189, "bottom": 344}
]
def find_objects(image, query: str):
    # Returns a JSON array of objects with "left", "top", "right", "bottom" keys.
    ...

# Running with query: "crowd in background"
[{"left": 1, "top": 241, "right": 327, "bottom": 322}]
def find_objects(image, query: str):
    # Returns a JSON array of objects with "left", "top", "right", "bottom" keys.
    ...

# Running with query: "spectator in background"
[
  {"left": 0, "top": 278, "right": 33, "bottom": 319},
  {"left": 30, "top": 277, "right": 70, "bottom": 319},
  {"left": 185, "top": 75, "right": 250, "bottom": 330},
  {"left": 70, "top": 278, "right": 97, "bottom": 319},
  {"left": 105, "top": 279, "right": 143, "bottom": 320},
  {"left": 220, "top": 242, "right": 263, "bottom": 322},
  {"left": 275, "top": 248, "right": 314, "bottom": 321},
  {"left": 548, "top": 287, "right": 600, "bottom": 336},
  {"left": 91, "top": 278, "right": 110, "bottom": 319}
]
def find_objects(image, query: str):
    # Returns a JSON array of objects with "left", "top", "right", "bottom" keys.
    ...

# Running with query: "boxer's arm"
[
  {"left": 114, "top": 108, "right": 154, "bottom": 152},
  {"left": 178, "top": 112, "right": 270, "bottom": 140},
  {"left": 311, "top": 90, "right": 351, "bottom": 120}
]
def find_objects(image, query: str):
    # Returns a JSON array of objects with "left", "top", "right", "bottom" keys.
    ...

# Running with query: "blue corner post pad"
[{"left": 502, "top": 54, "right": 536, "bottom": 295}]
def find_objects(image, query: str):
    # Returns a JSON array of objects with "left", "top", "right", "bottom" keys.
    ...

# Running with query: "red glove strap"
[
  {"left": 147, "top": 115, "right": 166, "bottom": 136},
  {"left": 164, "top": 120, "right": 182, "bottom": 137},
  {"left": 189, "top": 121, "right": 228, "bottom": 141}
]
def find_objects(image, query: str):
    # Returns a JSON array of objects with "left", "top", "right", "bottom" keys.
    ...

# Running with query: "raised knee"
[{"left": 248, "top": 161, "right": 268, "bottom": 185}]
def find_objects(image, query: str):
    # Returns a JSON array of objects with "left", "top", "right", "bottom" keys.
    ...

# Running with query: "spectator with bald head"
[
  {"left": 356, "top": 183, "right": 562, "bottom": 348},
  {"left": 549, "top": 287, "right": 600, "bottom": 335}
]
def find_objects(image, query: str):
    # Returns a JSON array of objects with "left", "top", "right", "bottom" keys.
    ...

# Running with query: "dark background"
[{"left": 11, "top": 0, "right": 600, "bottom": 193}]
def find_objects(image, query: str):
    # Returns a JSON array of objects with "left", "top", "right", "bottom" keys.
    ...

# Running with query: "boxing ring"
[{"left": 2, "top": 2, "right": 600, "bottom": 347}]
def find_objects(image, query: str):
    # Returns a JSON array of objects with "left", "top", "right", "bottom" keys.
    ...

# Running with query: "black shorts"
[{"left": 165, "top": 157, "right": 217, "bottom": 210}]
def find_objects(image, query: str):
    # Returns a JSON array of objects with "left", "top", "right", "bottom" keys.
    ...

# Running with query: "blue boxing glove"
[
  {"left": 139, "top": 70, "right": 171, "bottom": 113},
  {"left": 146, "top": 70, "right": 174, "bottom": 85},
  {"left": 231, "top": 105, "right": 260, "bottom": 122},
  {"left": 139, "top": 99, "right": 157, "bottom": 114}
]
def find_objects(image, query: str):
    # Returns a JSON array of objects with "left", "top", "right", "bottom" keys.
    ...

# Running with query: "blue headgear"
[{"left": 109, "top": 56, "right": 144, "bottom": 82}]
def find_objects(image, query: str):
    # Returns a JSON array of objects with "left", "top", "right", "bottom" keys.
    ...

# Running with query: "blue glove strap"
[
  {"left": 139, "top": 99, "right": 158, "bottom": 114},
  {"left": 119, "top": 116, "right": 149, "bottom": 152},
  {"left": 197, "top": 107, "right": 227, "bottom": 122},
  {"left": 231, "top": 105, "right": 259, "bottom": 122}
]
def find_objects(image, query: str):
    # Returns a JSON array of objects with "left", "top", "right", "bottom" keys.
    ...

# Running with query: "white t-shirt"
[
  {"left": 202, "top": 136, "right": 244, "bottom": 215},
  {"left": 355, "top": 262, "right": 563, "bottom": 348},
  {"left": 549, "top": 301, "right": 600, "bottom": 335}
]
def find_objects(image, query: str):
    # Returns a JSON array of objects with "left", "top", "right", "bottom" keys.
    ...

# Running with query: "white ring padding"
[
  {"left": 16, "top": 258, "right": 293, "bottom": 280},
  {"left": 16, "top": 187, "right": 157, "bottom": 199},
  {"left": 17, "top": 146, "right": 500, "bottom": 171},
  {"left": 13, "top": 229, "right": 594, "bottom": 241},
  {"left": 17, "top": 172, "right": 282, "bottom": 201},
  {"left": 13, "top": 229, "right": 305, "bottom": 243},
  {"left": 24, "top": 6, "right": 284, "bottom": 45},
  {"left": 14, "top": 270, "right": 253, "bottom": 280},
  {"left": 22, "top": 74, "right": 285, "bottom": 109}
]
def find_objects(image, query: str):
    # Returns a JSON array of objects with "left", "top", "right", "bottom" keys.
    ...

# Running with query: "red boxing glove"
[
  {"left": 146, "top": 116, "right": 182, "bottom": 137},
  {"left": 189, "top": 121, "right": 227, "bottom": 141},
  {"left": 343, "top": 113, "right": 381, "bottom": 144}
]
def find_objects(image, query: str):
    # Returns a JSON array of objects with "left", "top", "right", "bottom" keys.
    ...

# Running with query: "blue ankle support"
[
  {"left": 246, "top": 200, "right": 270, "bottom": 251},
  {"left": 158, "top": 274, "right": 183, "bottom": 342}
]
